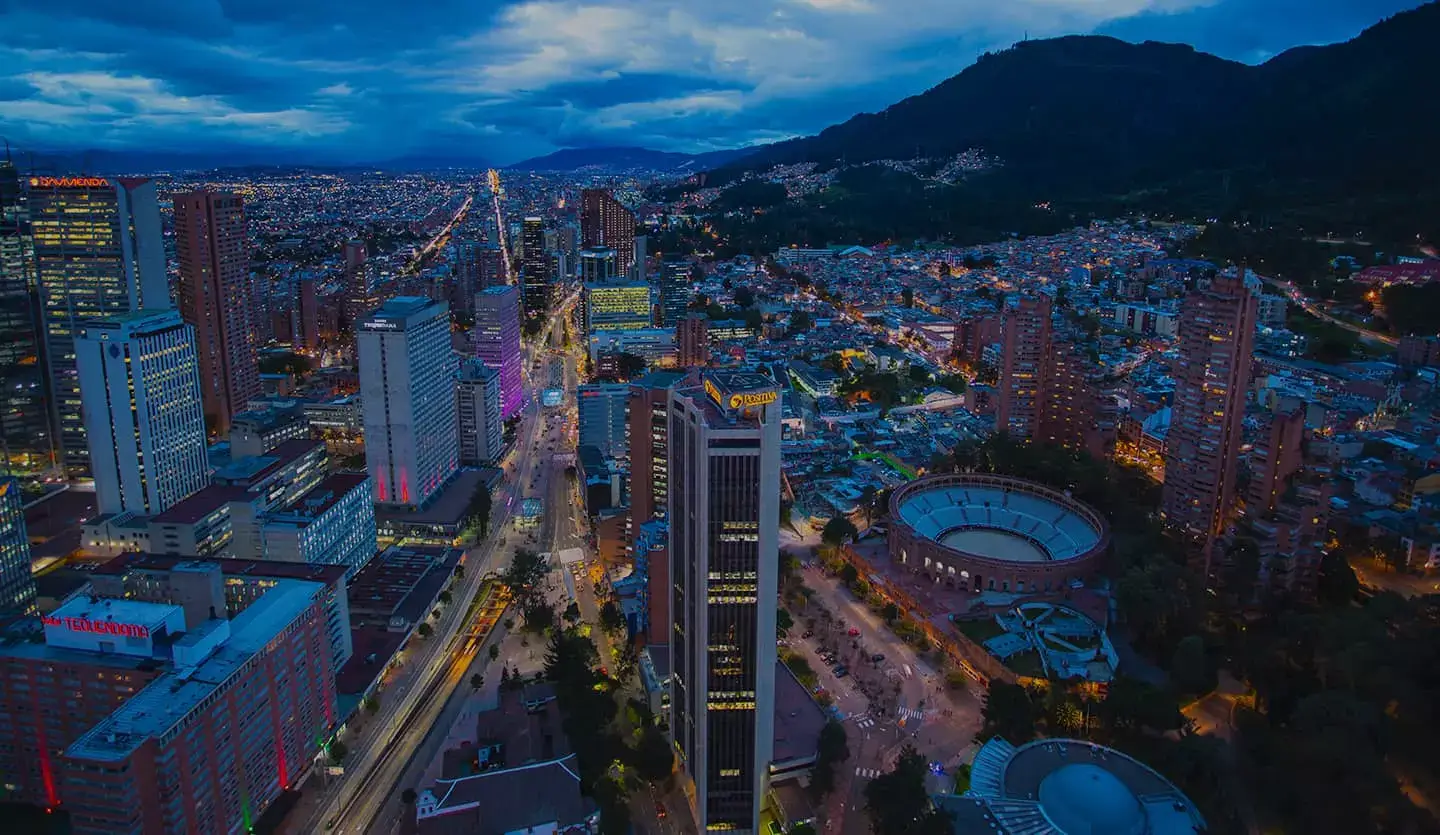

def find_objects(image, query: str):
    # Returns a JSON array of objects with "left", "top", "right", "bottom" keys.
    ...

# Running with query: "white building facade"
[
  {"left": 359, "top": 297, "right": 458, "bottom": 508},
  {"left": 457, "top": 360, "right": 504, "bottom": 466},
  {"left": 76, "top": 310, "right": 208, "bottom": 516}
]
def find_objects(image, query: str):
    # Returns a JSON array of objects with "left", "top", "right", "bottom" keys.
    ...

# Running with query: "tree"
[
  {"left": 1170, "top": 634, "right": 1215, "bottom": 695},
  {"left": 776, "top": 609, "right": 794, "bottom": 635},
  {"left": 1317, "top": 549, "right": 1360, "bottom": 606},
  {"left": 882, "top": 602, "right": 901, "bottom": 623},
  {"left": 328, "top": 739, "right": 348, "bottom": 762},
  {"left": 417, "top": 622, "right": 433, "bottom": 638},
  {"left": 600, "top": 600, "right": 626, "bottom": 635},
  {"left": 524, "top": 602, "right": 555, "bottom": 633},
  {"left": 787, "top": 309, "right": 813, "bottom": 335},
  {"left": 470, "top": 673, "right": 485, "bottom": 691},
  {"left": 945, "top": 670, "right": 970, "bottom": 691},
  {"left": 976, "top": 681, "right": 1035, "bottom": 745},
  {"left": 734, "top": 285, "right": 756, "bottom": 308},
  {"left": 502, "top": 549, "right": 549, "bottom": 610},
  {"left": 439, "top": 590, "right": 453, "bottom": 604},
  {"left": 864, "top": 746, "right": 951, "bottom": 835},
  {"left": 633, "top": 725, "right": 675, "bottom": 783},
  {"left": 901, "top": 287, "right": 914, "bottom": 307},
  {"left": 401, "top": 788, "right": 417, "bottom": 806},
  {"left": 563, "top": 601, "right": 582, "bottom": 624},
  {"left": 363, "top": 695, "right": 379, "bottom": 713},
  {"left": 467, "top": 483, "right": 493, "bottom": 537},
  {"left": 808, "top": 720, "right": 851, "bottom": 800},
  {"left": 489, "top": 644, "right": 501, "bottom": 661},
  {"left": 821, "top": 516, "right": 859, "bottom": 547}
]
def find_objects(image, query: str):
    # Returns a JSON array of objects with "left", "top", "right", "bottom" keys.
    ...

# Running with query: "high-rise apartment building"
[
  {"left": 580, "top": 189, "right": 635, "bottom": 275},
  {"left": 359, "top": 297, "right": 458, "bottom": 508},
  {"left": 457, "top": 360, "right": 504, "bottom": 465},
  {"left": 0, "top": 479, "right": 35, "bottom": 615},
  {"left": 678, "top": 316, "right": 710, "bottom": 368},
  {"left": 1162, "top": 275, "right": 1257, "bottom": 572},
  {"left": 0, "top": 160, "right": 53, "bottom": 475},
  {"left": 173, "top": 191, "right": 259, "bottom": 435},
  {"left": 1247, "top": 405, "right": 1305, "bottom": 515},
  {"left": 668, "top": 371, "right": 781, "bottom": 835},
  {"left": 658, "top": 260, "right": 692, "bottom": 327},
  {"left": 77, "top": 310, "right": 208, "bottom": 517},
  {"left": 296, "top": 275, "right": 321, "bottom": 351},
  {"left": 474, "top": 285, "right": 524, "bottom": 420},
  {"left": 996, "top": 294, "right": 1104, "bottom": 454},
  {"left": 520, "top": 217, "right": 551, "bottom": 318},
  {"left": 28, "top": 176, "right": 170, "bottom": 478}
]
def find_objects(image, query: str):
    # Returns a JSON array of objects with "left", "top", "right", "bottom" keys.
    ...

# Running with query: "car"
[
  {"left": 598, "top": 666, "right": 609, "bottom": 676},
  {"left": 802, "top": 630, "right": 814, "bottom": 639},
  {"left": 871, "top": 653, "right": 886, "bottom": 663},
  {"left": 833, "top": 666, "right": 849, "bottom": 677},
  {"left": 847, "top": 627, "right": 861, "bottom": 637},
  {"left": 655, "top": 803, "right": 667, "bottom": 820}
]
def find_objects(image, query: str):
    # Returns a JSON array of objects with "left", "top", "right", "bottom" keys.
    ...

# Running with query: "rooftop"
[
  {"left": 48, "top": 596, "right": 182, "bottom": 629},
  {"left": 347, "top": 546, "right": 462, "bottom": 625},
  {"left": 419, "top": 754, "right": 597, "bottom": 833},
  {"left": 211, "top": 438, "right": 325, "bottom": 484},
  {"left": 90, "top": 552, "right": 349, "bottom": 586},
  {"left": 272, "top": 472, "right": 369, "bottom": 519},
  {"left": 65, "top": 579, "right": 326, "bottom": 762},
  {"left": 149, "top": 485, "right": 253, "bottom": 525}
]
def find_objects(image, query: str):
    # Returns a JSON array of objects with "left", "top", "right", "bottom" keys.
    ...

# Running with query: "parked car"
[
  {"left": 802, "top": 629, "right": 814, "bottom": 639},
  {"left": 655, "top": 803, "right": 667, "bottom": 820},
  {"left": 871, "top": 653, "right": 886, "bottom": 663},
  {"left": 847, "top": 627, "right": 861, "bottom": 637},
  {"left": 833, "top": 666, "right": 849, "bottom": 678}
]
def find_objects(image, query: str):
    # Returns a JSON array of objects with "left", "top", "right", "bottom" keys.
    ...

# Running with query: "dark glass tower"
[
  {"left": 668, "top": 371, "right": 780, "bottom": 834},
  {"left": 0, "top": 159, "right": 55, "bottom": 476},
  {"left": 520, "top": 216, "right": 551, "bottom": 318}
]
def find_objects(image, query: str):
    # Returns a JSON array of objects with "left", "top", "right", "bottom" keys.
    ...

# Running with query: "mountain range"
[
  {"left": 505, "top": 145, "right": 758, "bottom": 173},
  {"left": 719, "top": 1, "right": 1440, "bottom": 242}
]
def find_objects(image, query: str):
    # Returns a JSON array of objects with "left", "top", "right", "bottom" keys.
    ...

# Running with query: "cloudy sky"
[{"left": 0, "top": 0, "right": 1421, "bottom": 164}]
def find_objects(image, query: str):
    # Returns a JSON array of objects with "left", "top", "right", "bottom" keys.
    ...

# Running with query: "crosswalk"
[
  {"left": 854, "top": 768, "right": 882, "bottom": 779},
  {"left": 898, "top": 706, "right": 925, "bottom": 722},
  {"left": 852, "top": 716, "right": 875, "bottom": 729}
]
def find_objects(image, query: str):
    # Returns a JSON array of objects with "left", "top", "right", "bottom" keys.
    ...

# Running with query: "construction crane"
[{"left": 486, "top": 169, "right": 515, "bottom": 284}]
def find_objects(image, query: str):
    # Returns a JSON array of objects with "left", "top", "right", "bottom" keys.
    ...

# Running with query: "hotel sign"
[
  {"left": 42, "top": 615, "right": 150, "bottom": 639},
  {"left": 29, "top": 177, "right": 109, "bottom": 189}
]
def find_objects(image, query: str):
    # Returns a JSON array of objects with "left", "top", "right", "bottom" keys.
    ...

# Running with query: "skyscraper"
[
  {"left": 1162, "top": 275, "right": 1257, "bottom": 572},
  {"left": 583, "top": 281, "right": 651, "bottom": 335},
  {"left": 678, "top": 316, "right": 710, "bottom": 368},
  {"left": 669, "top": 371, "right": 781, "bottom": 835},
  {"left": 0, "top": 159, "right": 54, "bottom": 475},
  {"left": 580, "top": 246, "right": 619, "bottom": 285},
  {"left": 173, "top": 191, "right": 260, "bottom": 436},
  {"left": 520, "top": 217, "right": 551, "bottom": 318},
  {"left": 359, "top": 297, "right": 458, "bottom": 508},
  {"left": 76, "top": 310, "right": 208, "bottom": 516},
  {"left": 297, "top": 274, "right": 321, "bottom": 351},
  {"left": 457, "top": 359, "right": 504, "bottom": 465},
  {"left": 28, "top": 176, "right": 170, "bottom": 478},
  {"left": 577, "top": 383, "right": 630, "bottom": 462},
  {"left": 474, "top": 285, "right": 524, "bottom": 420},
  {"left": 0, "top": 479, "right": 35, "bottom": 615},
  {"left": 996, "top": 294, "right": 1102, "bottom": 453},
  {"left": 658, "top": 259, "right": 692, "bottom": 327},
  {"left": 580, "top": 189, "right": 636, "bottom": 276}
]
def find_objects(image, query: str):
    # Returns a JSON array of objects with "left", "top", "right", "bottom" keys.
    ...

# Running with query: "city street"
[
  {"left": 794, "top": 563, "right": 982, "bottom": 835},
  {"left": 282, "top": 295, "right": 577, "bottom": 835}
]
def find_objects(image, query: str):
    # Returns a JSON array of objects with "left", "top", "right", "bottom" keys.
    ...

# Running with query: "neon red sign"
[
  {"left": 28, "top": 177, "right": 109, "bottom": 189},
  {"left": 42, "top": 615, "right": 150, "bottom": 639}
]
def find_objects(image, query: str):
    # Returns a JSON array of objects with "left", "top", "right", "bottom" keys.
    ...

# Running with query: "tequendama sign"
[{"left": 42, "top": 615, "right": 150, "bottom": 639}]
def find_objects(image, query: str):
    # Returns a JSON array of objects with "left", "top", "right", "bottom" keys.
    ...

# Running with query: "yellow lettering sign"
[{"left": 728, "top": 390, "right": 777, "bottom": 409}]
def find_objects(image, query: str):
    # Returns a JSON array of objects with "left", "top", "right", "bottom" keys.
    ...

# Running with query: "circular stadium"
[{"left": 888, "top": 473, "right": 1108, "bottom": 595}]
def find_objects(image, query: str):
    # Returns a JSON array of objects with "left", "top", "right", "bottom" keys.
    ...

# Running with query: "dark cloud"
[{"left": 0, "top": 0, "right": 1422, "bottom": 164}]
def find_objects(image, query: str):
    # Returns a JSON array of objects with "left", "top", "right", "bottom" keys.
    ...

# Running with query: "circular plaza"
[{"left": 888, "top": 473, "right": 1108, "bottom": 595}]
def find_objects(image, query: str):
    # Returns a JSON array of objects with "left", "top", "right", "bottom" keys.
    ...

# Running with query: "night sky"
[{"left": 0, "top": 0, "right": 1423, "bottom": 164}]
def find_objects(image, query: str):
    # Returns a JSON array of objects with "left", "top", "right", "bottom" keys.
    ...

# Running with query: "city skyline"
[{"left": 0, "top": 0, "right": 1421, "bottom": 164}]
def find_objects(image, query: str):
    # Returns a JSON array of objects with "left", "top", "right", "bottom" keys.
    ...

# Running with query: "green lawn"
[{"left": 952, "top": 617, "right": 1005, "bottom": 645}]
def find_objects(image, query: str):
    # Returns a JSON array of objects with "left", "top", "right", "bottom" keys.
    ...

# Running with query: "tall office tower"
[
  {"left": 0, "top": 479, "right": 35, "bottom": 615},
  {"left": 1162, "top": 275, "right": 1257, "bottom": 572},
  {"left": 474, "top": 285, "right": 524, "bottom": 420},
  {"left": 173, "top": 191, "right": 260, "bottom": 436},
  {"left": 583, "top": 281, "right": 652, "bottom": 335},
  {"left": 580, "top": 246, "right": 619, "bottom": 285},
  {"left": 359, "top": 297, "right": 458, "bottom": 508},
  {"left": 580, "top": 188, "right": 636, "bottom": 275},
  {"left": 658, "top": 260, "right": 692, "bottom": 327},
  {"left": 78, "top": 308, "right": 208, "bottom": 515},
  {"left": 628, "top": 371, "right": 691, "bottom": 526},
  {"left": 77, "top": 310, "right": 208, "bottom": 516},
  {"left": 457, "top": 359, "right": 504, "bottom": 465},
  {"left": 28, "top": 176, "right": 169, "bottom": 478},
  {"left": 668, "top": 371, "right": 781, "bottom": 835},
  {"left": 520, "top": 217, "right": 551, "bottom": 318},
  {"left": 577, "top": 383, "right": 631, "bottom": 463},
  {"left": 678, "top": 316, "right": 711, "bottom": 367},
  {"left": 557, "top": 222, "right": 579, "bottom": 259},
  {"left": 632, "top": 234, "right": 648, "bottom": 282},
  {"left": 0, "top": 159, "right": 54, "bottom": 475},
  {"left": 344, "top": 238, "right": 367, "bottom": 277}
]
